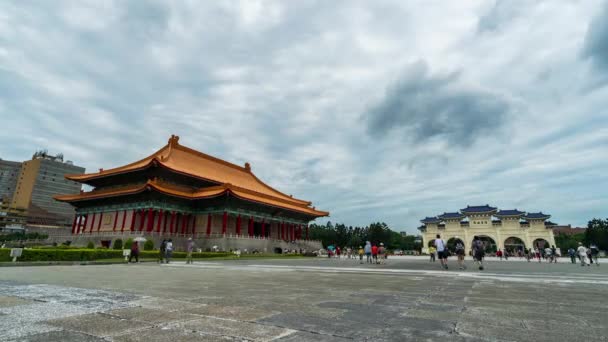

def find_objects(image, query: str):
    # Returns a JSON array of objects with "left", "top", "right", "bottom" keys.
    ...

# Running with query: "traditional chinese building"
[
  {"left": 54, "top": 135, "right": 328, "bottom": 251},
  {"left": 418, "top": 205, "right": 556, "bottom": 254}
]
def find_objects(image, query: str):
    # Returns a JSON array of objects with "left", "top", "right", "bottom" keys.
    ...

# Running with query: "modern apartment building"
[{"left": 5, "top": 151, "right": 85, "bottom": 227}]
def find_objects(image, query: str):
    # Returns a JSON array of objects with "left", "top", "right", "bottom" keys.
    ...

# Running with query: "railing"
[{"left": 45, "top": 231, "right": 321, "bottom": 244}]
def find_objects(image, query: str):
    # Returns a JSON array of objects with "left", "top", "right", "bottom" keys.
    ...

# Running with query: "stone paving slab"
[
  {"left": 180, "top": 317, "right": 294, "bottom": 340},
  {"left": 107, "top": 306, "right": 200, "bottom": 324},
  {"left": 45, "top": 312, "right": 152, "bottom": 337},
  {"left": 0, "top": 295, "right": 32, "bottom": 308},
  {"left": 10, "top": 330, "right": 106, "bottom": 342},
  {"left": 113, "top": 326, "right": 239, "bottom": 342},
  {"left": 183, "top": 304, "right": 277, "bottom": 321}
]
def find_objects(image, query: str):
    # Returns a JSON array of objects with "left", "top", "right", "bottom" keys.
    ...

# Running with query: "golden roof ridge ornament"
[
  {"left": 244, "top": 162, "right": 251, "bottom": 172},
  {"left": 168, "top": 134, "right": 180, "bottom": 147}
]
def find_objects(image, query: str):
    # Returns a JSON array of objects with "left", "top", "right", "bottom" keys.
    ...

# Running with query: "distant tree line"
[
  {"left": 309, "top": 221, "right": 421, "bottom": 251},
  {"left": 553, "top": 218, "right": 607, "bottom": 251}
]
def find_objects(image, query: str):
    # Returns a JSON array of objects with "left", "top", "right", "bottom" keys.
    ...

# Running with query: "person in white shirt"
[
  {"left": 434, "top": 234, "right": 448, "bottom": 270},
  {"left": 577, "top": 242, "right": 589, "bottom": 266}
]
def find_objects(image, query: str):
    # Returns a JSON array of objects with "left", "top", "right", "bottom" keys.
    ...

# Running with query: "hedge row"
[{"left": 0, "top": 249, "right": 232, "bottom": 262}]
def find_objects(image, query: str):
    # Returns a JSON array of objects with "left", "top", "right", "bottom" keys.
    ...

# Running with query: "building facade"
[
  {"left": 419, "top": 205, "right": 556, "bottom": 254},
  {"left": 0, "top": 159, "right": 21, "bottom": 202},
  {"left": 55, "top": 135, "right": 328, "bottom": 251},
  {"left": 10, "top": 151, "right": 85, "bottom": 227}
]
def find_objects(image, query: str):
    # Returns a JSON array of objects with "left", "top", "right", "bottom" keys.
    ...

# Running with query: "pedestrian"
[
  {"left": 429, "top": 245, "right": 436, "bottom": 262},
  {"left": 497, "top": 249, "right": 503, "bottom": 261},
  {"left": 524, "top": 248, "right": 531, "bottom": 262},
  {"left": 371, "top": 243, "right": 378, "bottom": 264},
  {"left": 504, "top": 249, "right": 509, "bottom": 261},
  {"left": 535, "top": 247, "right": 541, "bottom": 262},
  {"left": 567, "top": 247, "right": 576, "bottom": 264},
  {"left": 590, "top": 243, "right": 600, "bottom": 266},
  {"left": 378, "top": 243, "right": 386, "bottom": 265},
  {"left": 434, "top": 234, "right": 448, "bottom": 270},
  {"left": 577, "top": 242, "right": 589, "bottom": 266},
  {"left": 544, "top": 246, "right": 553, "bottom": 263},
  {"left": 364, "top": 241, "right": 372, "bottom": 263},
  {"left": 455, "top": 241, "right": 466, "bottom": 270},
  {"left": 587, "top": 248, "right": 593, "bottom": 265},
  {"left": 472, "top": 236, "right": 485, "bottom": 271},
  {"left": 159, "top": 239, "right": 167, "bottom": 264},
  {"left": 347, "top": 247, "right": 352, "bottom": 259},
  {"left": 550, "top": 245, "right": 558, "bottom": 263},
  {"left": 129, "top": 241, "right": 139, "bottom": 263},
  {"left": 165, "top": 239, "right": 173, "bottom": 264},
  {"left": 358, "top": 246, "right": 364, "bottom": 264},
  {"left": 186, "top": 237, "right": 194, "bottom": 264},
  {"left": 336, "top": 246, "right": 341, "bottom": 259}
]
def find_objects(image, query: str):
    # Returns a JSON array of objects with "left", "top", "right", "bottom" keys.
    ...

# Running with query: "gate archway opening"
[
  {"left": 446, "top": 237, "right": 465, "bottom": 252},
  {"left": 533, "top": 238, "right": 550, "bottom": 249},
  {"left": 474, "top": 235, "right": 497, "bottom": 253},
  {"left": 504, "top": 237, "right": 526, "bottom": 255}
]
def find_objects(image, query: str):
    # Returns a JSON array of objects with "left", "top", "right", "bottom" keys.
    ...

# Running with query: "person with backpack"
[
  {"left": 159, "top": 239, "right": 167, "bottom": 264},
  {"left": 567, "top": 247, "right": 576, "bottom": 264},
  {"left": 128, "top": 241, "right": 139, "bottom": 263},
  {"left": 455, "top": 241, "right": 466, "bottom": 270},
  {"left": 165, "top": 239, "right": 174, "bottom": 264},
  {"left": 472, "top": 236, "right": 485, "bottom": 270},
  {"left": 590, "top": 243, "right": 600, "bottom": 266},
  {"left": 371, "top": 243, "right": 379, "bottom": 264},
  {"left": 434, "top": 234, "right": 448, "bottom": 270}
]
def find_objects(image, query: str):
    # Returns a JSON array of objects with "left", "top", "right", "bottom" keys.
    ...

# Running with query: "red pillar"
[
  {"left": 163, "top": 212, "right": 169, "bottom": 233},
  {"left": 71, "top": 215, "right": 77, "bottom": 234},
  {"left": 306, "top": 224, "right": 309, "bottom": 240},
  {"left": 138, "top": 209, "right": 146, "bottom": 231},
  {"left": 146, "top": 208, "right": 154, "bottom": 232},
  {"left": 121, "top": 210, "right": 127, "bottom": 233},
  {"left": 222, "top": 211, "right": 227, "bottom": 235},
  {"left": 156, "top": 210, "right": 164, "bottom": 233},
  {"left": 206, "top": 213, "right": 212, "bottom": 236},
  {"left": 191, "top": 214, "right": 196, "bottom": 236},
  {"left": 181, "top": 213, "right": 188, "bottom": 235},
  {"left": 261, "top": 219, "right": 266, "bottom": 239},
  {"left": 169, "top": 211, "right": 176, "bottom": 234},
  {"left": 236, "top": 215, "right": 241, "bottom": 236},
  {"left": 248, "top": 217, "right": 253, "bottom": 237},
  {"left": 97, "top": 212, "right": 103, "bottom": 232},
  {"left": 112, "top": 211, "right": 119, "bottom": 232},
  {"left": 89, "top": 213, "right": 96, "bottom": 234},
  {"left": 130, "top": 210, "right": 137, "bottom": 232}
]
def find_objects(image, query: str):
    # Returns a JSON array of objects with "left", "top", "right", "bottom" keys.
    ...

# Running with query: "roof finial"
[
  {"left": 99, "top": 168, "right": 103, "bottom": 172},
  {"left": 168, "top": 134, "right": 180, "bottom": 147},
  {"left": 244, "top": 162, "right": 251, "bottom": 171}
]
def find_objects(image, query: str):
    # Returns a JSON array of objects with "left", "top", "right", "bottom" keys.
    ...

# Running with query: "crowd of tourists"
[
  {"left": 326, "top": 241, "right": 388, "bottom": 264},
  {"left": 429, "top": 234, "right": 601, "bottom": 270}
]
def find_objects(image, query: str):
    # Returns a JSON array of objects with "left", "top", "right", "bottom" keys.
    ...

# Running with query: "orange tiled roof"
[
  {"left": 54, "top": 178, "right": 329, "bottom": 217},
  {"left": 65, "top": 135, "right": 313, "bottom": 208}
]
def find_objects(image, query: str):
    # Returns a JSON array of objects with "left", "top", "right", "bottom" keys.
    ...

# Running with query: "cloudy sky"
[{"left": 1, "top": 1, "right": 607, "bottom": 233}]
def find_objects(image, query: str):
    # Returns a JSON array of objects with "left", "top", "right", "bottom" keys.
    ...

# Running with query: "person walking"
[
  {"left": 497, "top": 249, "right": 503, "bottom": 261},
  {"left": 503, "top": 249, "right": 509, "bottom": 261},
  {"left": 358, "top": 246, "right": 364, "bottom": 264},
  {"left": 472, "top": 236, "right": 485, "bottom": 271},
  {"left": 186, "top": 238, "right": 195, "bottom": 264},
  {"left": 159, "top": 239, "right": 167, "bottom": 264},
  {"left": 577, "top": 242, "right": 590, "bottom": 266},
  {"left": 336, "top": 246, "right": 341, "bottom": 259},
  {"left": 434, "top": 234, "right": 448, "bottom": 270},
  {"left": 455, "top": 241, "right": 466, "bottom": 270},
  {"left": 378, "top": 243, "right": 386, "bottom": 265},
  {"left": 535, "top": 247, "right": 541, "bottom": 263},
  {"left": 590, "top": 243, "right": 600, "bottom": 266},
  {"left": 429, "top": 245, "right": 436, "bottom": 262},
  {"left": 165, "top": 239, "right": 174, "bottom": 264},
  {"left": 129, "top": 241, "right": 139, "bottom": 263},
  {"left": 550, "top": 245, "right": 558, "bottom": 263},
  {"left": 371, "top": 244, "right": 379, "bottom": 264},
  {"left": 587, "top": 248, "right": 594, "bottom": 265},
  {"left": 364, "top": 241, "right": 372, "bottom": 263},
  {"left": 524, "top": 248, "right": 531, "bottom": 262},
  {"left": 568, "top": 247, "right": 576, "bottom": 264}
]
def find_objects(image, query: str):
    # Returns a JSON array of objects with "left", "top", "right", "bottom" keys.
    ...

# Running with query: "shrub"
[
  {"left": 113, "top": 239, "right": 123, "bottom": 250},
  {"left": 0, "top": 248, "right": 233, "bottom": 262},
  {"left": 124, "top": 238, "right": 133, "bottom": 250},
  {"left": 143, "top": 240, "right": 154, "bottom": 251},
  {"left": 86, "top": 241, "right": 95, "bottom": 249}
]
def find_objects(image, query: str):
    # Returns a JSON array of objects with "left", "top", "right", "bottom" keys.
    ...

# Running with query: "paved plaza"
[{"left": 0, "top": 257, "right": 607, "bottom": 341}]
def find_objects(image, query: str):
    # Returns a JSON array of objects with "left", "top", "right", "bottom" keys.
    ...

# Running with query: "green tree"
[
  {"left": 86, "top": 241, "right": 95, "bottom": 249},
  {"left": 124, "top": 238, "right": 134, "bottom": 250},
  {"left": 112, "top": 239, "right": 123, "bottom": 250},
  {"left": 584, "top": 218, "right": 608, "bottom": 251}
]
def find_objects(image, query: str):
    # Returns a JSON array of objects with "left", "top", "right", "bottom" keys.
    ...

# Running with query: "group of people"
[
  {"left": 569, "top": 243, "right": 600, "bottom": 266},
  {"left": 327, "top": 241, "right": 388, "bottom": 264},
  {"left": 431, "top": 234, "right": 493, "bottom": 271}
]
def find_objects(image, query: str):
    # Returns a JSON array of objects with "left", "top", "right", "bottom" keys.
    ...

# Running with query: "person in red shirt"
[{"left": 371, "top": 244, "right": 379, "bottom": 264}]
